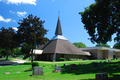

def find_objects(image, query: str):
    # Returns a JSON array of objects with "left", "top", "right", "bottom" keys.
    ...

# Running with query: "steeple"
[{"left": 55, "top": 17, "right": 62, "bottom": 35}]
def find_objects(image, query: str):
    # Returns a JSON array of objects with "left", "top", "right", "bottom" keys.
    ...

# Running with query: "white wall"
[
  {"left": 97, "top": 50, "right": 103, "bottom": 59},
  {"left": 108, "top": 50, "right": 114, "bottom": 59}
]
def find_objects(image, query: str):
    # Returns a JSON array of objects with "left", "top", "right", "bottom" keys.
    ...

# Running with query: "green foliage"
[
  {"left": 24, "top": 67, "right": 32, "bottom": 72},
  {"left": 12, "top": 48, "right": 22, "bottom": 56},
  {"left": 0, "top": 27, "right": 20, "bottom": 60},
  {"left": 59, "top": 58, "right": 66, "bottom": 61},
  {"left": 0, "top": 48, "right": 6, "bottom": 57},
  {"left": 79, "top": 0, "right": 120, "bottom": 44},
  {"left": 17, "top": 14, "right": 49, "bottom": 63},
  {"left": 21, "top": 44, "right": 33, "bottom": 56},
  {"left": 113, "top": 55, "right": 117, "bottom": 60},
  {"left": 96, "top": 43, "right": 110, "bottom": 47},
  {"left": 113, "top": 41, "right": 120, "bottom": 49},
  {"left": 73, "top": 42, "right": 86, "bottom": 48},
  {"left": 32, "top": 62, "right": 39, "bottom": 68}
]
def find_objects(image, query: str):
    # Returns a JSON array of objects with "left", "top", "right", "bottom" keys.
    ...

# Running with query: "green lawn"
[{"left": 0, "top": 59, "right": 120, "bottom": 80}]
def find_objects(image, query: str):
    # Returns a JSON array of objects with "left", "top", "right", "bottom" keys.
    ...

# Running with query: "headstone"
[
  {"left": 16, "top": 72, "right": 20, "bottom": 73},
  {"left": 64, "top": 64, "right": 68, "bottom": 66},
  {"left": 95, "top": 72, "right": 108, "bottom": 80},
  {"left": 4, "top": 72, "right": 10, "bottom": 75},
  {"left": 55, "top": 67, "right": 61, "bottom": 72},
  {"left": 70, "top": 64, "right": 76, "bottom": 70},
  {"left": 33, "top": 67, "right": 43, "bottom": 75}
]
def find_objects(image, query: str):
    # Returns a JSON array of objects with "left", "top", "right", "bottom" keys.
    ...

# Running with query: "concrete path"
[{"left": 0, "top": 60, "right": 29, "bottom": 67}]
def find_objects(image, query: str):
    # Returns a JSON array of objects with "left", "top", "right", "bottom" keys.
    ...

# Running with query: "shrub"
[
  {"left": 113, "top": 55, "right": 117, "bottom": 60},
  {"left": 32, "top": 62, "right": 39, "bottom": 68},
  {"left": 24, "top": 67, "right": 32, "bottom": 72},
  {"left": 59, "top": 58, "right": 66, "bottom": 61}
]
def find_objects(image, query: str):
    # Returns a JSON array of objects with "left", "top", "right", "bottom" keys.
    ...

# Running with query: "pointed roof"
[
  {"left": 55, "top": 17, "right": 62, "bottom": 35},
  {"left": 37, "top": 17, "right": 90, "bottom": 56},
  {"left": 38, "top": 39, "right": 88, "bottom": 55}
]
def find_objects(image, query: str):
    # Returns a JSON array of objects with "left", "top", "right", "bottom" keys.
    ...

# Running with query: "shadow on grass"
[
  {"left": 61, "top": 61, "right": 120, "bottom": 79},
  {"left": 109, "top": 73, "right": 120, "bottom": 80}
]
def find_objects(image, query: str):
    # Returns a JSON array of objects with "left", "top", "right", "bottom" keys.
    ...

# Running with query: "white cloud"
[
  {"left": 0, "top": 0, "right": 37, "bottom": 5},
  {"left": 17, "top": 11, "right": 27, "bottom": 17},
  {"left": 12, "top": 27, "right": 18, "bottom": 31},
  {"left": 0, "top": 15, "right": 12, "bottom": 23},
  {"left": 9, "top": 10, "right": 15, "bottom": 14},
  {"left": 13, "top": 20, "right": 16, "bottom": 22}
]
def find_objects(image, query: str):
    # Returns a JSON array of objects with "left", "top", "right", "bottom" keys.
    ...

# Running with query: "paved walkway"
[{"left": 0, "top": 60, "right": 28, "bottom": 67}]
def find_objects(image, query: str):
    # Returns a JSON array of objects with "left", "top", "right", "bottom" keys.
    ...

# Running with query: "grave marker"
[
  {"left": 55, "top": 67, "right": 61, "bottom": 72},
  {"left": 4, "top": 72, "right": 10, "bottom": 75},
  {"left": 95, "top": 72, "right": 108, "bottom": 80},
  {"left": 33, "top": 67, "right": 43, "bottom": 75}
]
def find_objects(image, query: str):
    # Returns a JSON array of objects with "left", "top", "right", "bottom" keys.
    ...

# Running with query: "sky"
[{"left": 0, "top": 0, "right": 116, "bottom": 47}]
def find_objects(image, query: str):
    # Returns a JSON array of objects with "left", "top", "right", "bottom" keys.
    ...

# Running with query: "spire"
[{"left": 55, "top": 17, "right": 62, "bottom": 35}]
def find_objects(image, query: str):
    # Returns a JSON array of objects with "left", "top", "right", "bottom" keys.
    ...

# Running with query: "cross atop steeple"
[{"left": 55, "top": 17, "right": 62, "bottom": 35}]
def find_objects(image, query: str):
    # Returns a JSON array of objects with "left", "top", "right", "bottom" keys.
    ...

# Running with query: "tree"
[
  {"left": 12, "top": 48, "right": 22, "bottom": 57},
  {"left": 113, "top": 41, "right": 120, "bottom": 49},
  {"left": 0, "top": 27, "right": 20, "bottom": 60},
  {"left": 79, "top": 0, "right": 120, "bottom": 44},
  {"left": 17, "top": 14, "right": 49, "bottom": 63},
  {"left": 21, "top": 44, "right": 34, "bottom": 56},
  {"left": 73, "top": 42, "right": 86, "bottom": 48},
  {"left": 96, "top": 43, "right": 110, "bottom": 48}
]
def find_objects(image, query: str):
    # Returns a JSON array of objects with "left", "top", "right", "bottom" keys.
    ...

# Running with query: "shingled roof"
[{"left": 38, "top": 17, "right": 90, "bottom": 56}]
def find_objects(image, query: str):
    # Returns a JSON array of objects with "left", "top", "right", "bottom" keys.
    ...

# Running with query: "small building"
[
  {"left": 36, "top": 17, "right": 90, "bottom": 61},
  {"left": 80, "top": 47, "right": 120, "bottom": 60}
]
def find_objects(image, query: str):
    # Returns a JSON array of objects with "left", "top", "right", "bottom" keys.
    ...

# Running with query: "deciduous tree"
[
  {"left": 96, "top": 43, "right": 110, "bottom": 48},
  {"left": 113, "top": 41, "right": 120, "bottom": 49},
  {"left": 0, "top": 27, "right": 20, "bottom": 60},
  {"left": 79, "top": 0, "right": 120, "bottom": 44},
  {"left": 17, "top": 14, "right": 49, "bottom": 63},
  {"left": 73, "top": 42, "right": 86, "bottom": 48}
]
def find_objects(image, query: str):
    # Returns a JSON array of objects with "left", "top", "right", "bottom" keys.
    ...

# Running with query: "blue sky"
[{"left": 0, "top": 0, "right": 116, "bottom": 47}]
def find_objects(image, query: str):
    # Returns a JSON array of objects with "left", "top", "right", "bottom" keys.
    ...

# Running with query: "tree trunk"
[
  {"left": 6, "top": 49, "right": 9, "bottom": 60},
  {"left": 31, "top": 46, "right": 33, "bottom": 64}
]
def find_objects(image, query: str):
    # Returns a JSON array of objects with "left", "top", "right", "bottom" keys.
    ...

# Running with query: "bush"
[
  {"left": 32, "top": 62, "right": 39, "bottom": 68},
  {"left": 59, "top": 58, "right": 66, "bottom": 61},
  {"left": 24, "top": 67, "right": 32, "bottom": 72},
  {"left": 113, "top": 55, "right": 117, "bottom": 60}
]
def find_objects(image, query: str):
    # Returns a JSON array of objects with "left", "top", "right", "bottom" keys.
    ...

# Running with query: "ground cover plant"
[{"left": 0, "top": 59, "right": 120, "bottom": 80}]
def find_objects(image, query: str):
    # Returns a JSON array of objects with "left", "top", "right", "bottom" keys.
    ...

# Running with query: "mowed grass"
[{"left": 0, "top": 59, "right": 120, "bottom": 80}]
